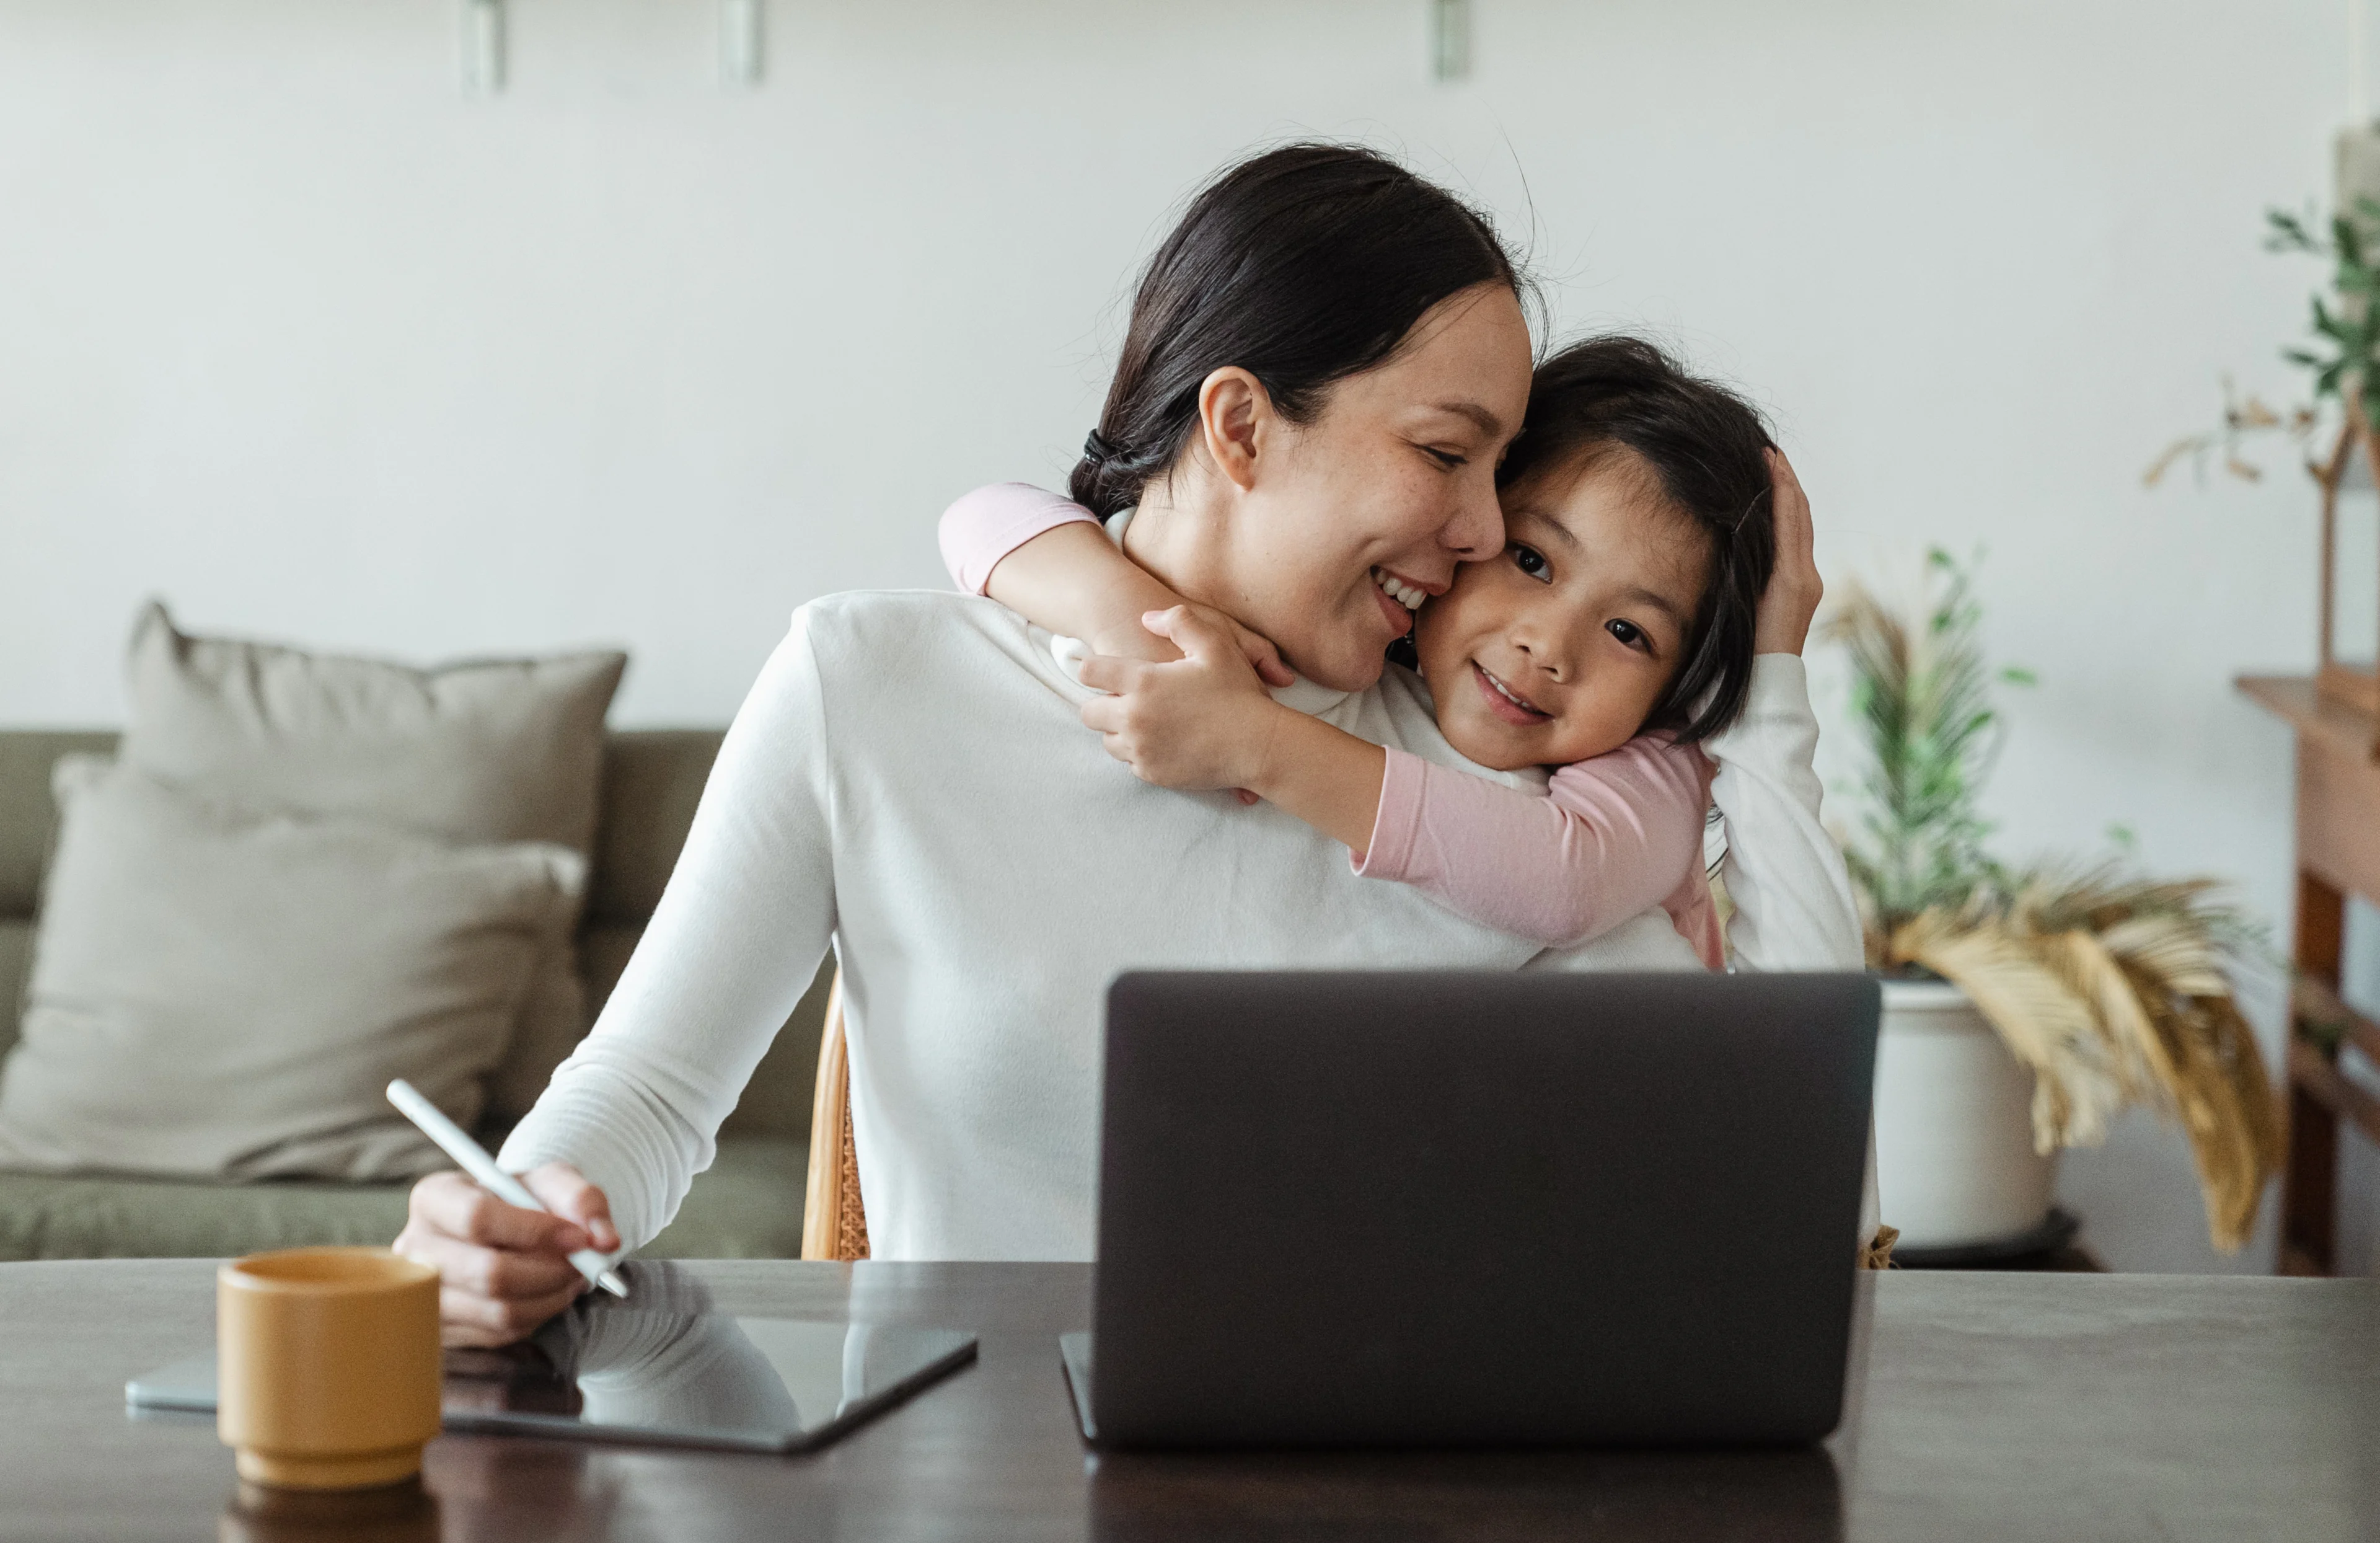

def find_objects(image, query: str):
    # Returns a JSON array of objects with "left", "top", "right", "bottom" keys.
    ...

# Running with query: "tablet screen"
[{"left": 128, "top": 1263, "right": 976, "bottom": 1454}]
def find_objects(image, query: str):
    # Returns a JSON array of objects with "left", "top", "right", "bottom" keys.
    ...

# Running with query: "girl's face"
[
  {"left": 1412, "top": 447, "right": 1712, "bottom": 772},
  {"left": 1207, "top": 283, "right": 1533, "bottom": 692}
]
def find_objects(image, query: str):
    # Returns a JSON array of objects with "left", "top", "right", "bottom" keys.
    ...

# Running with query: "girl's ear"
[{"left": 1193, "top": 366, "right": 1275, "bottom": 493}]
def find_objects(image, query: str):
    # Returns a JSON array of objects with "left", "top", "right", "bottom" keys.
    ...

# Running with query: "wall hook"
[
  {"left": 1430, "top": 0, "right": 1470, "bottom": 84},
  {"left": 462, "top": 0, "right": 503, "bottom": 96},
  {"left": 722, "top": 0, "right": 764, "bottom": 88}
]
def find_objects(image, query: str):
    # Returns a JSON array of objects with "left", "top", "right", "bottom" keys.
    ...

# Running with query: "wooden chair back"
[{"left": 800, "top": 968, "right": 870, "bottom": 1260}]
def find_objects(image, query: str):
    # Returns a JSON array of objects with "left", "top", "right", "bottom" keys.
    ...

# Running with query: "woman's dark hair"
[
  {"left": 1497, "top": 335, "right": 1778, "bottom": 745},
  {"left": 1071, "top": 143, "right": 1522, "bottom": 519}
]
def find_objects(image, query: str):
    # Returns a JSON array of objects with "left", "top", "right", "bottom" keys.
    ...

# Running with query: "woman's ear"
[{"left": 1194, "top": 366, "right": 1274, "bottom": 493}]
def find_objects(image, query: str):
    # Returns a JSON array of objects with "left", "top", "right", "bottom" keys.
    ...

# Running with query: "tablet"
[{"left": 128, "top": 1268, "right": 976, "bottom": 1454}]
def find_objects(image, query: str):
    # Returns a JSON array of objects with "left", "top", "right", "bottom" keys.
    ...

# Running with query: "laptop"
[{"left": 1060, "top": 970, "right": 1879, "bottom": 1450}]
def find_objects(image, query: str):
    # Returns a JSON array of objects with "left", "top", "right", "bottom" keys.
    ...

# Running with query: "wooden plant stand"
[{"left": 2237, "top": 675, "right": 2380, "bottom": 1275}]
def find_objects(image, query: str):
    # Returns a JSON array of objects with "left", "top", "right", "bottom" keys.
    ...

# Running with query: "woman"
[{"left": 398, "top": 144, "right": 1858, "bottom": 1345}]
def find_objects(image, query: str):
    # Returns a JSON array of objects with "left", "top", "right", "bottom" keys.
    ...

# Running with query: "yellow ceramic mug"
[{"left": 217, "top": 1246, "right": 442, "bottom": 1490}]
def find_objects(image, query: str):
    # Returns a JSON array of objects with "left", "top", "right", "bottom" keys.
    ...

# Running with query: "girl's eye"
[
  {"left": 1424, "top": 446, "right": 1468, "bottom": 469},
  {"left": 1509, "top": 543, "right": 1551, "bottom": 582},
  {"left": 1607, "top": 619, "right": 1653, "bottom": 654}
]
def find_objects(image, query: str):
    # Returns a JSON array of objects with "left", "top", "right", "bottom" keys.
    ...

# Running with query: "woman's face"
[{"left": 1216, "top": 283, "right": 1533, "bottom": 691}]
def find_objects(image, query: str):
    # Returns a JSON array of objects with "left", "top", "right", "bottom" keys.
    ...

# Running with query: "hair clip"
[{"left": 1082, "top": 430, "right": 1121, "bottom": 467}]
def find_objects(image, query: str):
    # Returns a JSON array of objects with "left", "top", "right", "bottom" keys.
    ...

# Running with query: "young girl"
[{"left": 940, "top": 335, "right": 1804, "bottom": 966}]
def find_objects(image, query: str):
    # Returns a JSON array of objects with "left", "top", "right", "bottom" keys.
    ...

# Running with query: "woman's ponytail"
[{"left": 1067, "top": 430, "right": 1166, "bottom": 522}]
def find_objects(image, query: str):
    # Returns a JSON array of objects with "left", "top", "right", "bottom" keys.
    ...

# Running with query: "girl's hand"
[
  {"left": 1078, "top": 606, "right": 1290, "bottom": 792},
  {"left": 1755, "top": 449, "right": 1823, "bottom": 656}
]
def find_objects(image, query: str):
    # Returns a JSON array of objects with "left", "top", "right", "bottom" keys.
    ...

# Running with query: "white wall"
[{"left": 0, "top": 0, "right": 2362, "bottom": 1271}]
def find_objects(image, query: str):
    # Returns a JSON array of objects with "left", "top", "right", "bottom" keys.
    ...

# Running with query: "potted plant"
[{"left": 1826, "top": 552, "right": 2283, "bottom": 1253}]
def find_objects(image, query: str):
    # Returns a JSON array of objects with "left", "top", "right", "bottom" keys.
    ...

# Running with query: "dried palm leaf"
[
  {"left": 1887, "top": 909, "right": 2123, "bottom": 1152},
  {"left": 2034, "top": 927, "right": 2175, "bottom": 1110}
]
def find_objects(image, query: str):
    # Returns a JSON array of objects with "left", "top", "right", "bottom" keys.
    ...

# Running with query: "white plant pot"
[{"left": 1872, "top": 979, "right": 2060, "bottom": 1250}]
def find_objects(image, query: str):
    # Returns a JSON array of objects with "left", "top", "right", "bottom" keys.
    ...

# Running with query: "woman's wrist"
[{"left": 1752, "top": 606, "right": 1815, "bottom": 656}]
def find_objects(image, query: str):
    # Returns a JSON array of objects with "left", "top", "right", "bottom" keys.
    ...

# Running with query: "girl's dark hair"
[
  {"left": 1498, "top": 335, "right": 1778, "bottom": 745},
  {"left": 1071, "top": 143, "right": 1521, "bottom": 519}
]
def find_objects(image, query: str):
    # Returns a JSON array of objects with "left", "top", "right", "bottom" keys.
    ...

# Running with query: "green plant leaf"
[{"left": 2337, "top": 215, "right": 2367, "bottom": 267}]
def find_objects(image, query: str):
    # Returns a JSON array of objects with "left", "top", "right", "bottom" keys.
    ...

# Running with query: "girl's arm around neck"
[
  {"left": 941, "top": 481, "right": 1295, "bottom": 682},
  {"left": 939, "top": 483, "right": 1188, "bottom": 665},
  {"left": 1241, "top": 710, "right": 1390, "bottom": 854},
  {"left": 1076, "top": 606, "right": 1378, "bottom": 836},
  {"left": 1075, "top": 606, "right": 1708, "bottom": 949},
  {"left": 994, "top": 523, "right": 1194, "bottom": 667},
  {"left": 1355, "top": 738, "right": 1709, "bottom": 949},
  {"left": 938, "top": 482, "right": 1100, "bottom": 595}
]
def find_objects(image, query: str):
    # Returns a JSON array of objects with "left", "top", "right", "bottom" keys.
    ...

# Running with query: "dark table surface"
[{"left": 1, "top": 1258, "right": 2373, "bottom": 1542}]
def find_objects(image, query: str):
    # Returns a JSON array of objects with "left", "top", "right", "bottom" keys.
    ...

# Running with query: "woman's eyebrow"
[{"left": 1430, "top": 400, "right": 1505, "bottom": 436}]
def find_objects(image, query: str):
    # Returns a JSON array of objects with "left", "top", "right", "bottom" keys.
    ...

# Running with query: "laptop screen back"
[{"left": 1090, "top": 970, "right": 1879, "bottom": 1449}]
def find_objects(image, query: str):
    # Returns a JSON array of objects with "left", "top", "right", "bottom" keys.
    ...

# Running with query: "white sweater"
[{"left": 500, "top": 591, "right": 1863, "bottom": 1259}]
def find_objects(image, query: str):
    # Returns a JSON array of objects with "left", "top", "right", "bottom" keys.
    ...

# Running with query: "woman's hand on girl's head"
[
  {"left": 1753, "top": 449, "right": 1823, "bottom": 656},
  {"left": 1078, "top": 605, "right": 1292, "bottom": 794}
]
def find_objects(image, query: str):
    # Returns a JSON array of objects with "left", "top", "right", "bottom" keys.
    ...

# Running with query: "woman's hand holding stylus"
[{"left": 395, "top": 1162, "right": 620, "bottom": 1347}]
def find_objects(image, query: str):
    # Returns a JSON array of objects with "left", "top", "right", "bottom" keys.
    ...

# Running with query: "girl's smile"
[{"left": 1471, "top": 661, "right": 1551, "bottom": 725}]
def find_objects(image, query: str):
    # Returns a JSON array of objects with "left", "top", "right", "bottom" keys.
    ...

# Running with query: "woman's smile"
[
  {"left": 1470, "top": 661, "right": 1551, "bottom": 726},
  {"left": 1368, "top": 566, "right": 1432, "bottom": 638}
]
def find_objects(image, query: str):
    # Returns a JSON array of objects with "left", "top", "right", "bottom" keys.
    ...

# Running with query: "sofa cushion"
[
  {"left": 1, "top": 731, "right": 832, "bottom": 1146},
  {"left": 0, "top": 922, "right": 28, "bottom": 1065},
  {"left": 118, "top": 603, "right": 626, "bottom": 1123},
  {"left": 0, "top": 732, "right": 115, "bottom": 919},
  {"left": 638, "top": 1137, "right": 808, "bottom": 1259},
  {"left": 121, "top": 603, "right": 625, "bottom": 851},
  {"left": 588, "top": 732, "right": 723, "bottom": 924},
  {"left": 0, "top": 758, "right": 581, "bottom": 1181},
  {"left": 0, "top": 1168, "right": 414, "bottom": 1260},
  {"left": 0, "top": 1136, "right": 806, "bottom": 1262}
]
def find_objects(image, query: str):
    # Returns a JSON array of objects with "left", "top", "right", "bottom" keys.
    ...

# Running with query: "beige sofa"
[{"left": 0, "top": 729, "right": 832, "bottom": 1261}]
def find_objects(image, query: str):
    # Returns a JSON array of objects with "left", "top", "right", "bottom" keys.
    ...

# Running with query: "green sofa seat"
[
  {"left": 0, "top": 1136, "right": 808, "bottom": 1263},
  {"left": 0, "top": 729, "right": 830, "bottom": 1264}
]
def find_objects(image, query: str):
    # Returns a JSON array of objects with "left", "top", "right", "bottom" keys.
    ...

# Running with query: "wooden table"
[
  {"left": 2237, "top": 675, "right": 2380, "bottom": 1275},
  {"left": 2, "top": 1259, "right": 2374, "bottom": 1541}
]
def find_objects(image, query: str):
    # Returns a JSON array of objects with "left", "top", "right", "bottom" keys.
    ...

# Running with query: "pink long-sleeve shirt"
[{"left": 937, "top": 483, "right": 1722, "bottom": 966}]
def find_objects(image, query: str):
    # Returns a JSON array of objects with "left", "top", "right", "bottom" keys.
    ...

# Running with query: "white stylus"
[{"left": 386, "top": 1079, "right": 630, "bottom": 1299}]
